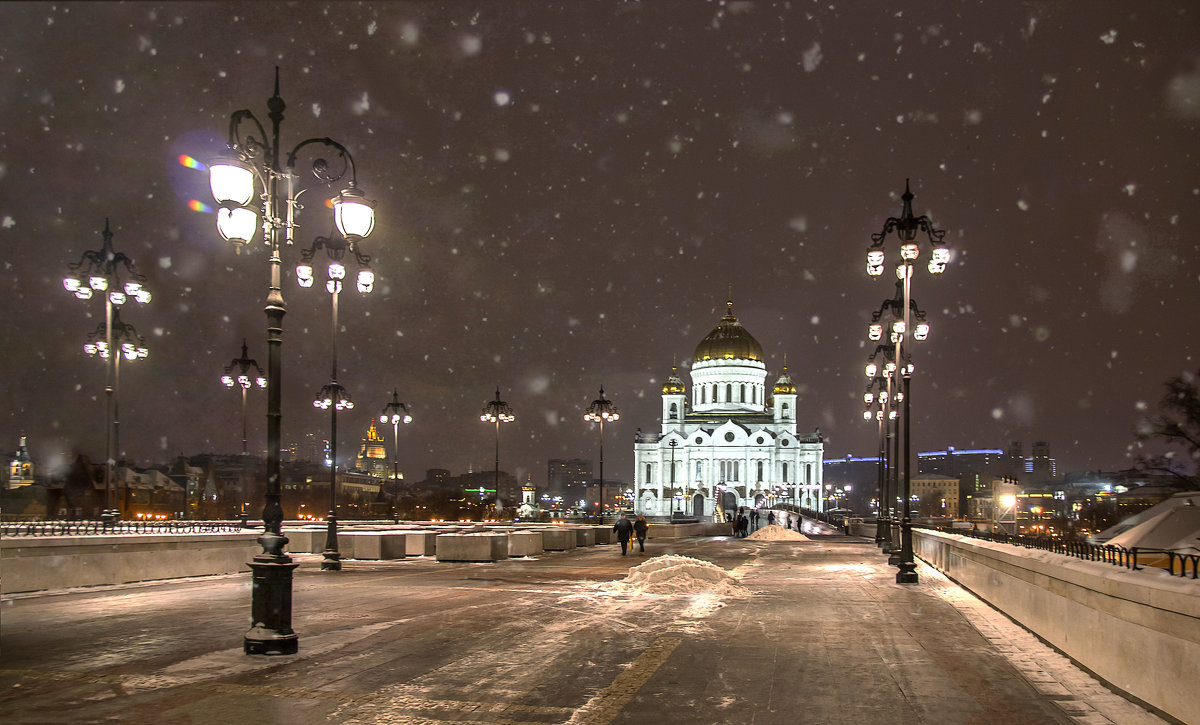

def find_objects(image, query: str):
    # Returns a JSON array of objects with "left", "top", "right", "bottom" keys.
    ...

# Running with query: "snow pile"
[
  {"left": 600, "top": 554, "right": 748, "bottom": 596},
  {"left": 746, "top": 524, "right": 809, "bottom": 541}
]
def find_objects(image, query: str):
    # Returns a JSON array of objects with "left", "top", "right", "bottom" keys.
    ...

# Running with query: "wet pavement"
[{"left": 0, "top": 534, "right": 1167, "bottom": 725}]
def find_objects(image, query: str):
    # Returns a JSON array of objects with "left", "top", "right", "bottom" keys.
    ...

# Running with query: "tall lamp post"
[
  {"left": 379, "top": 389, "right": 413, "bottom": 516},
  {"left": 864, "top": 179, "right": 950, "bottom": 584},
  {"left": 63, "top": 219, "right": 151, "bottom": 524},
  {"left": 584, "top": 387, "right": 619, "bottom": 520},
  {"left": 480, "top": 388, "right": 515, "bottom": 517},
  {"left": 221, "top": 339, "right": 267, "bottom": 455},
  {"left": 298, "top": 225, "right": 374, "bottom": 571},
  {"left": 208, "top": 68, "right": 377, "bottom": 655},
  {"left": 667, "top": 438, "right": 678, "bottom": 514}
]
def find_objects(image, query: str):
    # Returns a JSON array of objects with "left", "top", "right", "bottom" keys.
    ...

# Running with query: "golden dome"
[
  {"left": 662, "top": 366, "right": 686, "bottom": 395},
  {"left": 773, "top": 365, "right": 797, "bottom": 394},
  {"left": 693, "top": 300, "right": 763, "bottom": 363}
]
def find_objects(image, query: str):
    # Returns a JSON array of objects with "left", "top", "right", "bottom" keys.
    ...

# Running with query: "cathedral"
[{"left": 633, "top": 300, "right": 825, "bottom": 520}]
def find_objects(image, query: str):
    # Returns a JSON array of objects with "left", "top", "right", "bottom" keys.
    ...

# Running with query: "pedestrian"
[
  {"left": 634, "top": 515, "right": 649, "bottom": 553},
  {"left": 768, "top": 511, "right": 776, "bottom": 526},
  {"left": 738, "top": 513, "right": 749, "bottom": 538},
  {"left": 751, "top": 509, "right": 760, "bottom": 531},
  {"left": 613, "top": 514, "right": 634, "bottom": 555},
  {"left": 791, "top": 514, "right": 799, "bottom": 531}
]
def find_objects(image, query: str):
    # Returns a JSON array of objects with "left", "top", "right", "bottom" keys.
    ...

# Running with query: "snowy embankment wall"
[
  {"left": 0, "top": 533, "right": 261, "bottom": 595},
  {"left": 912, "top": 529, "right": 1199, "bottom": 725}
]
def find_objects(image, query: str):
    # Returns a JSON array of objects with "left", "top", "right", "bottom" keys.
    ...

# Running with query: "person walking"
[
  {"left": 767, "top": 511, "right": 776, "bottom": 527},
  {"left": 634, "top": 515, "right": 649, "bottom": 554},
  {"left": 613, "top": 514, "right": 634, "bottom": 555},
  {"left": 751, "top": 509, "right": 760, "bottom": 531}
]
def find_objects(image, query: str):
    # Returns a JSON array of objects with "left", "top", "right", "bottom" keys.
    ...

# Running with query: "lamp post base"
[
  {"left": 895, "top": 563, "right": 919, "bottom": 584},
  {"left": 321, "top": 513, "right": 341, "bottom": 571},
  {"left": 244, "top": 532, "right": 299, "bottom": 656}
]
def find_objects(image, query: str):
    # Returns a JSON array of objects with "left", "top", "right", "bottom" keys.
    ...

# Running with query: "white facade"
[{"left": 633, "top": 301, "right": 824, "bottom": 520}]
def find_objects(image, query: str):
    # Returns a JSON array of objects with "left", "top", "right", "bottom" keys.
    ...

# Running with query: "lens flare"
[
  {"left": 178, "top": 154, "right": 207, "bottom": 171},
  {"left": 187, "top": 199, "right": 213, "bottom": 213}
]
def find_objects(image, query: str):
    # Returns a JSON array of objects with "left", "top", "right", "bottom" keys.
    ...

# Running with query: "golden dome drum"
[{"left": 692, "top": 300, "right": 764, "bottom": 362}]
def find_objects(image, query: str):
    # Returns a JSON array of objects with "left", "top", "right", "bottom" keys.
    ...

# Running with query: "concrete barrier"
[
  {"left": 342, "top": 531, "right": 408, "bottom": 560},
  {"left": 592, "top": 526, "right": 614, "bottom": 544},
  {"left": 435, "top": 533, "right": 509, "bottom": 562},
  {"left": 0, "top": 533, "right": 261, "bottom": 594},
  {"left": 508, "top": 530, "right": 543, "bottom": 557},
  {"left": 572, "top": 527, "right": 596, "bottom": 547},
  {"left": 540, "top": 528, "right": 577, "bottom": 551},
  {"left": 404, "top": 531, "right": 438, "bottom": 556},
  {"left": 913, "top": 529, "right": 1200, "bottom": 725}
]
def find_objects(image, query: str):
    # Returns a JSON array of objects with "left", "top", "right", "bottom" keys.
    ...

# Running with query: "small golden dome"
[
  {"left": 693, "top": 299, "right": 763, "bottom": 363},
  {"left": 773, "top": 365, "right": 797, "bottom": 394},
  {"left": 662, "top": 366, "right": 686, "bottom": 395}
]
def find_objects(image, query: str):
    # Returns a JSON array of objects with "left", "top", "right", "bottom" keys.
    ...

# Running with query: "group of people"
[
  {"left": 612, "top": 507, "right": 802, "bottom": 554},
  {"left": 727, "top": 507, "right": 801, "bottom": 538},
  {"left": 612, "top": 514, "right": 649, "bottom": 555}
]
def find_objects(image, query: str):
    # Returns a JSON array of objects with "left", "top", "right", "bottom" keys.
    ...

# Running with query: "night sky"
[{"left": 2, "top": 2, "right": 1198, "bottom": 488}]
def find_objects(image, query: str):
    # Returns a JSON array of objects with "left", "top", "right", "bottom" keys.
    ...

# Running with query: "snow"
[
  {"left": 745, "top": 524, "right": 809, "bottom": 541},
  {"left": 593, "top": 554, "right": 749, "bottom": 597}
]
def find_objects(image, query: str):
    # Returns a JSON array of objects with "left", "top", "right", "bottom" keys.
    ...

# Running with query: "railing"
[
  {"left": 1, "top": 520, "right": 246, "bottom": 537},
  {"left": 923, "top": 526, "right": 1200, "bottom": 579}
]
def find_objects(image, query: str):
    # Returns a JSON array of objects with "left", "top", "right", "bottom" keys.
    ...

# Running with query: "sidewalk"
[{"left": 0, "top": 535, "right": 1166, "bottom": 724}]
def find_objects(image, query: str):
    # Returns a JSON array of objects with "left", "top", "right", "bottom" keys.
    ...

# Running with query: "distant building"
[
  {"left": 6, "top": 435, "right": 35, "bottom": 489},
  {"left": 634, "top": 299, "right": 824, "bottom": 519},
  {"left": 356, "top": 421, "right": 392, "bottom": 480},
  {"left": 910, "top": 474, "right": 961, "bottom": 518},
  {"left": 547, "top": 458, "right": 592, "bottom": 505}
]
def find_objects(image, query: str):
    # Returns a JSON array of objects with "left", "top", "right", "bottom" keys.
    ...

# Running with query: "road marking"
[{"left": 568, "top": 636, "right": 683, "bottom": 724}]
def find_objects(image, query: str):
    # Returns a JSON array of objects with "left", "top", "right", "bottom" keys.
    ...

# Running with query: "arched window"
[
  {"left": 669, "top": 402, "right": 678, "bottom": 419},
  {"left": 806, "top": 463, "right": 812, "bottom": 484},
  {"left": 752, "top": 387, "right": 756, "bottom": 404},
  {"left": 645, "top": 463, "right": 653, "bottom": 485},
  {"left": 701, "top": 387, "right": 707, "bottom": 404},
  {"left": 696, "top": 460, "right": 703, "bottom": 479},
  {"left": 782, "top": 402, "right": 791, "bottom": 420},
  {"left": 756, "top": 461, "right": 763, "bottom": 481},
  {"left": 783, "top": 462, "right": 789, "bottom": 482},
  {"left": 740, "top": 384, "right": 746, "bottom": 402},
  {"left": 726, "top": 384, "right": 732, "bottom": 401}
]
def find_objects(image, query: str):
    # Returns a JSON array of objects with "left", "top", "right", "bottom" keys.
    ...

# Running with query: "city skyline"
[{"left": 2, "top": 3, "right": 1197, "bottom": 488}]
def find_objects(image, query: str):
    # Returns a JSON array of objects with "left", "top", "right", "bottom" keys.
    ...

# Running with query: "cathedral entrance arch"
[
  {"left": 754, "top": 493, "right": 765, "bottom": 507},
  {"left": 721, "top": 490, "right": 737, "bottom": 516},
  {"left": 640, "top": 492, "right": 657, "bottom": 515},
  {"left": 692, "top": 493, "right": 704, "bottom": 518}
]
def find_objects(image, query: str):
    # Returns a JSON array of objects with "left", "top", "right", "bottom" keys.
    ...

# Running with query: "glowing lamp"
[
  {"left": 864, "top": 392, "right": 874, "bottom": 404},
  {"left": 63, "top": 276, "right": 81, "bottom": 292},
  {"left": 892, "top": 320, "right": 906, "bottom": 334},
  {"left": 216, "top": 206, "right": 258, "bottom": 245},
  {"left": 900, "top": 242, "right": 919, "bottom": 260},
  {"left": 108, "top": 291, "right": 126, "bottom": 306},
  {"left": 914, "top": 322, "right": 930, "bottom": 340},
  {"left": 357, "top": 268, "right": 374, "bottom": 294},
  {"left": 208, "top": 157, "right": 255, "bottom": 206},
  {"left": 333, "top": 187, "right": 376, "bottom": 239},
  {"left": 868, "top": 323, "right": 883, "bottom": 340},
  {"left": 865, "top": 363, "right": 877, "bottom": 377},
  {"left": 863, "top": 410, "right": 873, "bottom": 420},
  {"left": 89, "top": 275, "right": 108, "bottom": 291},
  {"left": 221, "top": 374, "right": 235, "bottom": 387},
  {"left": 296, "top": 263, "right": 314, "bottom": 288}
]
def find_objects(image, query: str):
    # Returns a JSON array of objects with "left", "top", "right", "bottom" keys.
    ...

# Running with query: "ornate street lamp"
[
  {"left": 584, "top": 387, "right": 619, "bottom": 520},
  {"left": 209, "top": 67, "right": 376, "bottom": 655},
  {"left": 379, "top": 389, "right": 413, "bottom": 516},
  {"left": 480, "top": 388, "right": 515, "bottom": 517},
  {"left": 64, "top": 219, "right": 151, "bottom": 525},
  {"left": 298, "top": 222, "right": 374, "bottom": 572},
  {"left": 864, "top": 179, "right": 950, "bottom": 584},
  {"left": 221, "top": 339, "right": 267, "bottom": 456}
]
